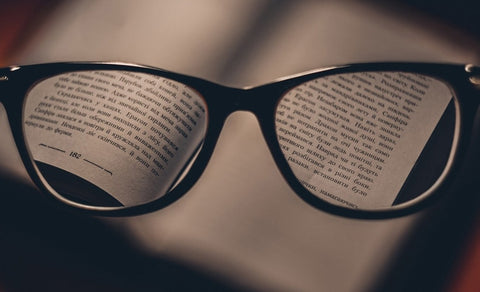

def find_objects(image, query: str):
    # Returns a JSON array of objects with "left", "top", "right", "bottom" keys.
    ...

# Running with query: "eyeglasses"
[{"left": 1, "top": 62, "right": 479, "bottom": 218}]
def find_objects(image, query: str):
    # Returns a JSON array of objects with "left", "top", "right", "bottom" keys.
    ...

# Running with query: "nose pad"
[
  {"left": 466, "top": 64, "right": 480, "bottom": 87},
  {"left": 469, "top": 75, "right": 480, "bottom": 87}
]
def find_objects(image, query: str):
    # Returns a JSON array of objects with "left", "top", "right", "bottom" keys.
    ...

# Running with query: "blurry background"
[{"left": 1, "top": 0, "right": 480, "bottom": 291}]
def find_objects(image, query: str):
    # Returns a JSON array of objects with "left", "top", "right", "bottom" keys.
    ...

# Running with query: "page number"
[{"left": 69, "top": 151, "right": 82, "bottom": 159}]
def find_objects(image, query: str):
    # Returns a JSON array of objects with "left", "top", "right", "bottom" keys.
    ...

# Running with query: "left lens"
[
  {"left": 275, "top": 71, "right": 456, "bottom": 211},
  {"left": 23, "top": 70, "right": 208, "bottom": 208}
]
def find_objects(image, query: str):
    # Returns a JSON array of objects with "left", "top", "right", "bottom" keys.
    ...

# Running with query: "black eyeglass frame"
[{"left": 0, "top": 61, "right": 479, "bottom": 219}]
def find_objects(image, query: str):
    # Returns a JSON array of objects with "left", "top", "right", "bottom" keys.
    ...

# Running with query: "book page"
[
  {"left": 276, "top": 71, "right": 453, "bottom": 209},
  {"left": 23, "top": 70, "right": 207, "bottom": 206}
]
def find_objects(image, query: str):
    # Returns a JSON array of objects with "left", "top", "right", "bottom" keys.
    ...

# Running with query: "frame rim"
[{"left": 0, "top": 61, "right": 478, "bottom": 219}]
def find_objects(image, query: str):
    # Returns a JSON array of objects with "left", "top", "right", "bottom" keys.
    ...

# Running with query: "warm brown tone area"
[{"left": 1, "top": 1, "right": 480, "bottom": 291}]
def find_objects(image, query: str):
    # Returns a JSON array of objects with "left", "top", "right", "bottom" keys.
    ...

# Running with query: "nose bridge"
[
  {"left": 210, "top": 82, "right": 280, "bottom": 126},
  {"left": 228, "top": 85, "right": 273, "bottom": 114}
]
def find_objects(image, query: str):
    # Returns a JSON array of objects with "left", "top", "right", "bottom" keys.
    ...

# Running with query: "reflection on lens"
[
  {"left": 23, "top": 70, "right": 207, "bottom": 208},
  {"left": 275, "top": 71, "right": 455, "bottom": 210}
]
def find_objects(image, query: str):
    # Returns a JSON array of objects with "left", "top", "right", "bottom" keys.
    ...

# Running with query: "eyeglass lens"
[
  {"left": 22, "top": 69, "right": 456, "bottom": 211},
  {"left": 23, "top": 71, "right": 208, "bottom": 207},
  {"left": 275, "top": 72, "right": 455, "bottom": 210}
]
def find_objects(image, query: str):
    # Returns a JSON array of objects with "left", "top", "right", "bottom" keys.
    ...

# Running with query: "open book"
[{"left": 3, "top": 0, "right": 480, "bottom": 291}]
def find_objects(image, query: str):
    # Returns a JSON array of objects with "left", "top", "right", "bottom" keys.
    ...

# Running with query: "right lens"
[
  {"left": 23, "top": 70, "right": 208, "bottom": 208},
  {"left": 275, "top": 71, "right": 456, "bottom": 211}
]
